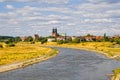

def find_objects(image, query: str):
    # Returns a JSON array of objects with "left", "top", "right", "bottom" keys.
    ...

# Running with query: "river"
[{"left": 0, "top": 48, "right": 120, "bottom": 80}]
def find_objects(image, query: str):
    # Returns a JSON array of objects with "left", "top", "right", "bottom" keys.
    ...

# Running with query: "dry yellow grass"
[
  {"left": 0, "top": 42, "right": 52, "bottom": 65},
  {"left": 44, "top": 42, "right": 120, "bottom": 58}
]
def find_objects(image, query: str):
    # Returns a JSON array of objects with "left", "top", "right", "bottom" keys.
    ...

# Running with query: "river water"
[{"left": 0, "top": 48, "right": 120, "bottom": 80}]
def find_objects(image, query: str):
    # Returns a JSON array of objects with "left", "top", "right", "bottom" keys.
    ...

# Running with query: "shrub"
[
  {"left": 0, "top": 44, "right": 3, "bottom": 48},
  {"left": 4, "top": 38, "right": 14, "bottom": 44},
  {"left": 24, "top": 36, "right": 33, "bottom": 42},
  {"left": 72, "top": 38, "right": 80, "bottom": 43},
  {"left": 41, "top": 38, "right": 47, "bottom": 44},
  {"left": 6, "top": 43, "right": 15, "bottom": 47},
  {"left": 31, "top": 41, "right": 35, "bottom": 44},
  {"left": 57, "top": 40, "right": 64, "bottom": 44}
]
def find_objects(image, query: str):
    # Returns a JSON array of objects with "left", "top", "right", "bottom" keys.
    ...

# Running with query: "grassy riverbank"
[
  {"left": 44, "top": 42, "right": 120, "bottom": 59},
  {"left": 110, "top": 68, "right": 120, "bottom": 80},
  {"left": 0, "top": 42, "right": 58, "bottom": 66}
]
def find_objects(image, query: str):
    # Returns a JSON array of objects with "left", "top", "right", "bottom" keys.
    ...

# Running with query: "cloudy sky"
[{"left": 0, "top": 0, "right": 120, "bottom": 37}]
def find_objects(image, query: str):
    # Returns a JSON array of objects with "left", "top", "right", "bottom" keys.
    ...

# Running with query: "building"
[
  {"left": 47, "top": 38, "right": 56, "bottom": 42},
  {"left": 34, "top": 34, "right": 39, "bottom": 41},
  {"left": 52, "top": 28, "right": 59, "bottom": 37},
  {"left": 113, "top": 35, "right": 120, "bottom": 38},
  {"left": 95, "top": 36, "right": 103, "bottom": 41},
  {"left": 21, "top": 36, "right": 28, "bottom": 41}
]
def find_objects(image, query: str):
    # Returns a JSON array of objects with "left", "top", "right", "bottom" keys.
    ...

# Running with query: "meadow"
[
  {"left": 1, "top": 41, "right": 119, "bottom": 65},
  {"left": 0, "top": 42, "right": 53, "bottom": 66}
]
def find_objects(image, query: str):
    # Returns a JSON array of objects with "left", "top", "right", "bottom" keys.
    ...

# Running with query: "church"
[{"left": 52, "top": 28, "right": 59, "bottom": 37}]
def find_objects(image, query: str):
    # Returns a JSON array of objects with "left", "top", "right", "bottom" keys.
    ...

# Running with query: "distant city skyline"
[{"left": 0, "top": 0, "right": 120, "bottom": 37}]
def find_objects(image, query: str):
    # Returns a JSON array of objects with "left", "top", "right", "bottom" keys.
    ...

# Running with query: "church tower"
[{"left": 52, "top": 28, "right": 58, "bottom": 37}]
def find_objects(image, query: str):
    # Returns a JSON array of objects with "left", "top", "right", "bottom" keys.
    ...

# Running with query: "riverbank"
[
  {"left": 44, "top": 42, "right": 120, "bottom": 59},
  {"left": 42, "top": 42, "right": 120, "bottom": 80},
  {"left": 111, "top": 74, "right": 120, "bottom": 80},
  {"left": 110, "top": 68, "right": 120, "bottom": 80},
  {"left": 0, "top": 42, "right": 59, "bottom": 73},
  {"left": 0, "top": 48, "right": 58, "bottom": 73}
]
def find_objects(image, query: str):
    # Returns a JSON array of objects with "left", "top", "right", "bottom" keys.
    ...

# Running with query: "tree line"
[{"left": 0, "top": 34, "right": 120, "bottom": 48}]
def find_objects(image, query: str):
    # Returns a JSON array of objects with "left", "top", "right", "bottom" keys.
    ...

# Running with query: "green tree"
[
  {"left": 109, "top": 38, "right": 114, "bottom": 42},
  {"left": 114, "top": 38, "right": 120, "bottom": 44},
  {"left": 57, "top": 40, "right": 64, "bottom": 44},
  {"left": 86, "top": 33, "right": 91, "bottom": 37},
  {"left": 103, "top": 33, "right": 109, "bottom": 41},
  {"left": 15, "top": 36, "right": 22, "bottom": 42},
  {"left": 4, "top": 38, "right": 14, "bottom": 44},
  {"left": 39, "top": 37, "right": 44, "bottom": 42},
  {"left": 81, "top": 39, "right": 86, "bottom": 42},
  {"left": 65, "top": 38, "right": 72, "bottom": 43},
  {"left": 41, "top": 38, "right": 47, "bottom": 44},
  {"left": 24, "top": 36, "right": 33, "bottom": 42}
]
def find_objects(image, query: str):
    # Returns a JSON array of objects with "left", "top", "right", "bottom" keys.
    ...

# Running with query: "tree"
[
  {"left": 109, "top": 38, "right": 114, "bottom": 42},
  {"left": 57, "top": 40, "right": 64, "bottom": 44},
  {"left": 41, "top": 38, "right": 47, "bottom": 44},
  {"left": 86, "top": 33, "right": 91, "bottom": 37},
  {"left": 103, "top": 33, "right": 109, "bottom": 41},
  {"left": 15, "top": 36, "right": 22, "bottom": 42},
  {"left": 65, "top": 38, "right": 72, "bottom": 43},
  {"left": 24, "top": 36, "right": 33, "bottom": 42},
  {"left": 81, "top": 39, "right": 86, "bottom": 42},
  {"left": 114, "top": 38, "right": 120, "bottom": 44},
  {"left": 39, "top": 37, "right": 44, "bottom": 42},
  {"left": 4, "top": 38, "right": 14, "bottom": 44}
]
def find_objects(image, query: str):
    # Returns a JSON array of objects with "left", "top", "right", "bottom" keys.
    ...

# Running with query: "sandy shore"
[{"left": 0, "top": 49, "right": 58, "bottom": 73}]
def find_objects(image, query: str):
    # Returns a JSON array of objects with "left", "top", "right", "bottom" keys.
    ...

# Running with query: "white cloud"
[
  {"left": 88, "top": 0, "right": 120, "bottom": 4},
  {"left": 75, "top": 2, "right": 120, "bottom": 19},
  {"left": 6, "top": 5, "right": 14, "bottom": 9},
  {"left": 1, "top": 0, "right": 69, "bottom": 4},
  {"left": 67, "top": 23, "right": 75, "bottom": 26},
  {"left": 48, "top": 20, "right": 60, "bottom": 24},
  {"left": 0, "top": 0, "right": 120, "bottom": 36},
  {"left": 83, "top": 18, "right": 112, "bottom": 23},
  {"left": 0, "top": 0, "right": 4, "bottom": 2}
]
